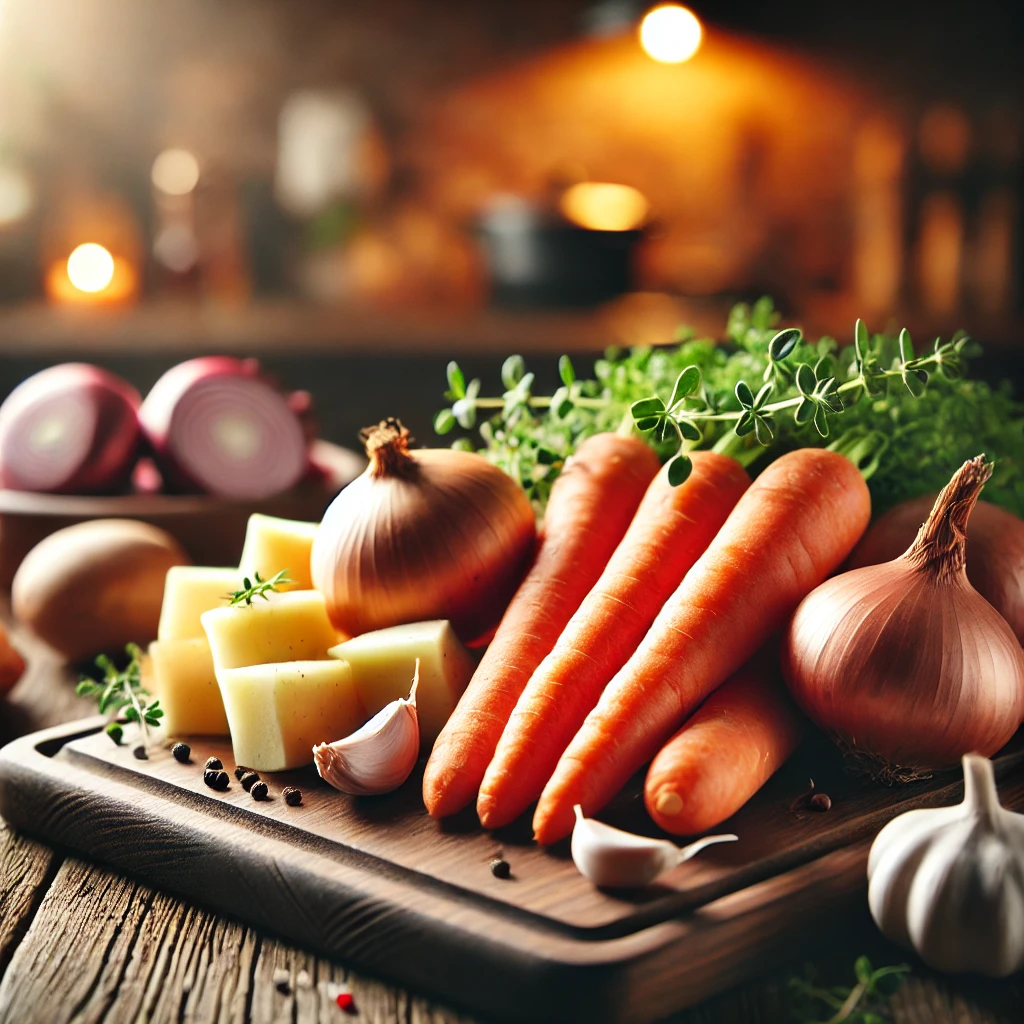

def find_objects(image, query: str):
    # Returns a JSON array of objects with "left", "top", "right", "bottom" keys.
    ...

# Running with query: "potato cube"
[
  {"left": 238, "top": 514, "right": 318, "bottom": 592},
  {"left": 217, "top": 660, "right": 364, "bottom": 771},
  {"left": 328, "top": 620, "right": 475, "bottom": 745},
  {"left": 158, "top": 566, "right": 240, "bottom": 641},
  {"left": 148, "top": 637, "right": 229, "bottom": 736}
]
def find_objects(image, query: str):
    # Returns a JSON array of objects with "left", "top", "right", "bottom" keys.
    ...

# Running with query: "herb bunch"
[
  {"left": 77, "top": 642, "right": 163, "bottom": 747},
  {"left": 788, "top": 956, "right": 909, "bottom": 1024},
  {"left": 435, "top": 298, "right": 1024, "bottom": 515},
  {"left": 226, "top": 569, "right": 293, "bottom": 607}
]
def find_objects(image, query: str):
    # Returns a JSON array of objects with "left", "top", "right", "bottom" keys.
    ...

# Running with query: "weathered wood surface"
[{"left": 0, "top": 606, "right": 1022, "bottom": 1023}]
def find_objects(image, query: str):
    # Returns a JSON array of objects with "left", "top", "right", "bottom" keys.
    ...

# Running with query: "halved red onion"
[
  {"left": 0, "top": 364, "right": 141, "bottom": 494},
  {"left": 138, "top": 356, "right": 308, "bottom": 499}
]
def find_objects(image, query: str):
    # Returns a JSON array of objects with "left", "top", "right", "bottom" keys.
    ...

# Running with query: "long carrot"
[
  {"left": 476, "top": 451, "right": 750, "bottom": 829},
  {"left": 533, "top": 447, "right": 871, "bottom": 844},
  {"left": 422, "top": 433, "right": 660, "bottom": 819},
  {"left": 645, "top": 655, "right": 804, "bottom": 835}
]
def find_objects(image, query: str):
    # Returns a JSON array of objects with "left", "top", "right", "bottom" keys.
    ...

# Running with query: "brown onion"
[
  {"left": 782, "top": 455, "right": 1024, "bottom": 780},
  {"left": 311, "top": 419, "right": 536, "bottom": 644},
  {"left": 848, "top": 495, "right": 1024, "bottom": 645}
]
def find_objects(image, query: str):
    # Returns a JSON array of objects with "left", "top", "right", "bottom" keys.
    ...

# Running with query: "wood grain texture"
[{"left": 3, "top": 718, "right": 1024, "bottom": 1024}]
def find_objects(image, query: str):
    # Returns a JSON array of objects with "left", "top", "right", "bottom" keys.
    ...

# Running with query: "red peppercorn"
[{"left": 336, "top": 991, "right": 355, "bottom": 1013}]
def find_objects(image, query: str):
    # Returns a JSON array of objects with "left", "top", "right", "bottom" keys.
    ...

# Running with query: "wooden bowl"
[{"left": 0, "top": 440, "right": 364, "bottom": 589}]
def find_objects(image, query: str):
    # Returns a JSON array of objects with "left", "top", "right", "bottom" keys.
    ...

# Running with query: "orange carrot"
[
  {"left": 476, "top": 451, "right": 750, "bottom": 829},
  {"left": 533, "top": 447, "right": 870, "bottom": 844},
  {"left": 422, "top": 433, "right": 660, "bottom": 819},
  {"left": 645, "top": 655, "right": 804, "bottom": 835}
]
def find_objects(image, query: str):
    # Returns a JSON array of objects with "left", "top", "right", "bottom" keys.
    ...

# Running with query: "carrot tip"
[{"left": 654, "top": 790, "right": 684, "bottom": 817}]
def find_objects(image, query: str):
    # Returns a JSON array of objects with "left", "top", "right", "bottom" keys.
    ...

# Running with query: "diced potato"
[
  {"left": 201, "top": 590, "right": 342, "bottom": 672},
  {"left": 238, "top": 514, "right": 318, "bottom": 592},
  {"left": 158, "top": 566, "right": 240, "bottom": 641},
  {"left": 217, "top": 660, "right": 364, "bottom": 771},
  {"left": 328, "top": 620, "right": 475, "bottom": 745},
  {"left": 148, "top": 637, "right": 229, "bottom": 736}
]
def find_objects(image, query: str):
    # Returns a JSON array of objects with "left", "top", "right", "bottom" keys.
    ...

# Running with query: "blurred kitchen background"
[{"left": 0, "top": 0, "right": 1022, "bottom": 444}]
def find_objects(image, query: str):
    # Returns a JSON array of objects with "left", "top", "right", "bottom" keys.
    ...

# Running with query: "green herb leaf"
[
  {"left": 631, "top": 396, "right": 666, "bottom": 419},
  {"left": 446, "top": 361, "right": 466, "bottom": 400},
  {"left": 501, "top": 355, "right": 526, "bottom": 390},
  {"left": 735, "top": 380, "right": 755, "bottom": 409},
  {"left": 769, "top": 327, "right": 801, "bottom": 361},
  {"left": 558, "top": 354, "right": 576, "bottom": 387},
  {"left": 668, "top": 365, "right": 702, "bottom": 410},
  {"left": 227, "top": 569, "right": 294, "bottom": 607},
  {"left": 433, "top": 409, "right": 456, "bottom": 435},
  {"left": 667, "top": 454, "right": 692, "bottom": 486},
  {"left": 678, "top": 419, "right": 702, "bottom": 442}
]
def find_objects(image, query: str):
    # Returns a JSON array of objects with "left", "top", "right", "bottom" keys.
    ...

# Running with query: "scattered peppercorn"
[
  {"left": 489, "top": 857, "right": 511, "bottom": 879},
  {"left": 240, "top": 771, "right": 260, "bottom": 792},
  {"left": 172, "top": 742, "right": 191, "bottom": 764},
  {"left": 132, "top": 745, "right": 148, "bottom": 760},
  {"left": 251, "top": 780, "right": 269, "bottom": 801},
  {"left": 234, "top": 765, "right": 251, "bottom": 781},
  {"left": 105, "top": 722, "right": 123, "bottom": 745},
  {"left": 205, "top": 756, "right": 223, "bottom": 771},
  {"left": 282, "top": 787, "right": 302, "bottom": 806},
  {"left": 204, "top": 769, "right": 230, "bottom": 791},
  {"left": 810, "top": 793, "right": 832, "bottom": 812}
]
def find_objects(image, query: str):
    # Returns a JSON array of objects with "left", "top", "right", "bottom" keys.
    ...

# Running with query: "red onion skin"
[
  {"left": 848, "top": 496, "right": 1024, "bottom": 645},
  {"left": 138, "top": 356, "right": 308, "bottom": 498},
  {"left": 0, "top": 364, "right": 141, "bottom": 494}
]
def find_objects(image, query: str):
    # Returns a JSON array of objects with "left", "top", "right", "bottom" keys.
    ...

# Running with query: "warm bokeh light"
[
  {"left": 66, "top": 243, "right": 115, "bottom": 293},
  {"left": 0, "top": 166, "right": 34, "bottom": 225},
  {"left": 560, "top": 182, "right": 649, "bottom": 232},
  {"left": 151, "top": 148, "right": 200, "bottom": 196},
  {"left": 639, "top": 4, "right": 702, "bottom": 64}
]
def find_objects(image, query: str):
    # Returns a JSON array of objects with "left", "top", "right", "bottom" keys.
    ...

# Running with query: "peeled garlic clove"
[
  {"left": 313, "top": 663, "right": 420, "bottom": 796},
  {"left": 570, "top": 805, "right": 737, "bottom": 888}
]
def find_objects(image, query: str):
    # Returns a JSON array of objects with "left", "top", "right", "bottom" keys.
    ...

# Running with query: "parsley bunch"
[{"left": 436, "top": 297, "right": 1024, "bottom": 516}]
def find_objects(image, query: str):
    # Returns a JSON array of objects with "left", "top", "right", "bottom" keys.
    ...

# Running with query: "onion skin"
[
  {"left": 783, "top": 457, "right": 1024, "bottom": 778},
  {"left": 311, "top": 420, "right": 536, "bottom": 645},
  {"left": 138, "top": 356, "right": 308, "bottom": 499},
  {"left": 848, "top": 496, "right": 1024, "bottom": 645},
  {"left": 0, "top": 364, "right": 141, "bottom": 494}
]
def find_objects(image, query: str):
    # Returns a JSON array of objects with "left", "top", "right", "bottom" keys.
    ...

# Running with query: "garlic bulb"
[
  {"left": 313, "top": 664, "right": 420, "bottom": 796},
  {"left": 570, "top": 805, "right": 737, "bottom": 888},
  {"left": 868, "top": 754, "right": 1024, "bottom": 977}
]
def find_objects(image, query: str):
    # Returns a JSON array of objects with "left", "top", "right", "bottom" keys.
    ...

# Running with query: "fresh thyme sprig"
[
  {"left": 435, "top": 297, "right": 1024, "bottom": 516},
  {"left": 226, "top": 569, "right": 293, "bottom": 607},
  {"left": 788, "top": 956, "right": 909, "bottom": 1023},
  {"left": 76, "top": 642, "right": 163, "bottom": 747}
]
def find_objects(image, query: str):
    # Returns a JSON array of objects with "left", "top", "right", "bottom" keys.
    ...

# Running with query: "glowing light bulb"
[
  {"left": 560, "top": 182, "right": 649, "bottom": 232},
  {"left": 151, "top": 148, "right": 200, "bottom": 196},
  {"left": 67, "top": 243, "right": 115, "bottom": 293},
  {"left": 639, "top": 4, "right": 702, "bottom": 64}
]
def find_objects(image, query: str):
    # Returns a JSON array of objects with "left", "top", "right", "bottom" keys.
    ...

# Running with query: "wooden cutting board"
[{"left": 1, "top": 717, "right": 1022, "bottom": 1024}]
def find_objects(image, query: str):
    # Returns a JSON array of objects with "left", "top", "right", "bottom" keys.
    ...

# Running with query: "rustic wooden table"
[{"left": 1, "top": 610, "right": 1021, "bottom": 1024}]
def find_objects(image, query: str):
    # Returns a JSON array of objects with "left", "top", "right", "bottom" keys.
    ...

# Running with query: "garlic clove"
[
  {"left": 570, "top": 805, "right": 737, "bottom": 888},
  {"left": 313, "top": 660, "right": 420, "bottom": 796}
]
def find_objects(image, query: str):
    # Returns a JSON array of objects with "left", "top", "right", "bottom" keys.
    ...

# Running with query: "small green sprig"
[
  {"left": 788, "top": 956, "right": 909, "bottom": 1023},
  {"left": 76, "top": 643, "right": 163, "bottom": 747},
  {"left": 226, "top": 569, "right": 293, "bottom": 607}
]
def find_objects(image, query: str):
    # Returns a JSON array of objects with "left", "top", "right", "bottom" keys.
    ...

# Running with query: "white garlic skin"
[
  {"left": 868, "top": 754, "right": 1024, "bottom": 977},
  {"left": 570, "top": 805, "right": 737, "bottom": 888},
  {"left": 313, "top": 686, "right": 419, "bottom": 796}
]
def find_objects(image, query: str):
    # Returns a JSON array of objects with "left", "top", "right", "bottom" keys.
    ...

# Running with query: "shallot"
[
  {"left": 0, "top": 363, "right": 140, "bottom": 494},
  {"left": 138, "top": 356, "right": 308, "bottom": 499},
  {"left": 848, "top": 494, "right": 1024, "bottom": 644},
  {"left": 311, "top": 418, "right": 536, "bottom": 644},
  {"left": 783, "top": 455, "right": 1024, "bottom": 779}
]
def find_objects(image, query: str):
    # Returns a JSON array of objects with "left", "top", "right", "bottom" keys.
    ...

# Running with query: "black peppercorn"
[
  {"left": 172, "top": 743, "right": 191, "bottom": 764},
  {"left": 234, "top": 765, "right": 251, "bottom": 781},
  {"left": 204, "top": 756, "right": 223, "bottom": 771},
  {"left": 282, "top": 787, "right": 302, "bottom": 806},
  {"left": 204, "top": 769, "right": 230, "bottom": 791},
  {"left": 250, "top": 780, "right": 269, "bottom": 801},
  {"left": 240, "top": 771, "right": 260, "bottom": 792},
  {"left": 132, "top": 745, "right": 148, "bottom": 760},
  {"left": 810, "top": 793, "right": 832, "bottom": 812},
  {"left": 489, "top": 857, "right": 511, "bottom": 879}
]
